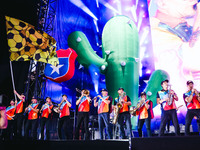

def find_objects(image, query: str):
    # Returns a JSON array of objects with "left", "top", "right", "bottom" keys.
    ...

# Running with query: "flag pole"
[{"left": 9, "top": 61, "right": 17, "bottom": 101}]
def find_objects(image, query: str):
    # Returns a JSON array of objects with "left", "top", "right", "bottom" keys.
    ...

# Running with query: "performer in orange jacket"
[{"left": 136, "top": 92, "right": 154, "bottom": 137}]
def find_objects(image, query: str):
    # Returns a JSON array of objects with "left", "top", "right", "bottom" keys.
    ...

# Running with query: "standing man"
[
  {"left": 24, "top": 97, "right": 39, "bottom": 140},
  {"left": 75, "top": 89, "right": 91, "bottom": 140},
  {"left": 113, "top": 88, "right": 132, "bottom": 139},
  {"left": 57, "top": 94, "right": 72, "bottom": 140},
  {"left": 157, "top": 80, "right": 180, "bottom": 136},
  {"left": 94, "top": 89, "right": 112, "bottom": 139},
  {"left": 13, "top": 90, "right": 25, "bottom": 139},
  {"left": 136, "top": 92, "right": 154, "bottom": 137},
  {"left": 183, "top": 80, "right": 200, "bottom": 135},
  {"left": 40, "top": 97, "right": 53, "bottom": 140}
]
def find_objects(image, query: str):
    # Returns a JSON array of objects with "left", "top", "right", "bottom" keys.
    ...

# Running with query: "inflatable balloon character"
[{"left": 68, "top": 16, "right": 139, "bottom": 128}]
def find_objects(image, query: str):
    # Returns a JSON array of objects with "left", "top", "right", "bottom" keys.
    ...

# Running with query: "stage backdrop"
[
  {"left": 45, "top": 0, "right": 154, "bottom": 109},
  {"left": 148, "top": 0, "right": 200, "bottom": 133}
]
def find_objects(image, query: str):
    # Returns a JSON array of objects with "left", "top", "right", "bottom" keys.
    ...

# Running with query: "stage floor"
[
  {"left": 131, "top": 136, "right": 200, "bottom": 150},
  {"left": 0, "top": 139, "right": 129, "bottom": 150},
  {"left": 1, "top": 136, "right": 200, "bottom": 150}
]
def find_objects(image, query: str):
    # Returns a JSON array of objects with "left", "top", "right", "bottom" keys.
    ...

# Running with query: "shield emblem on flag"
[{"left": 44, "top": 48, "right": 77, "bottom": 83}]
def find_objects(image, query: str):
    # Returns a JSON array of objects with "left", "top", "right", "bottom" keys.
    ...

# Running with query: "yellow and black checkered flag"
[{"left": 5, "top": 16, "right": 58, "bottom": 65}]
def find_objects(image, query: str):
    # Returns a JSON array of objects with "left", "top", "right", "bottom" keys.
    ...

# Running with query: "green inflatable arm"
[
  {"left": 67, "top": 31, "right": 107, "bottom": 69},
  {"left": 144, "top": 70, "right": 170, "bottom": 107},
  {"left": 68, "top": 16, "right": 139, "bottom": 128}
]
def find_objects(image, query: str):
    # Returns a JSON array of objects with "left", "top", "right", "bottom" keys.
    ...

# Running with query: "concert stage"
[{"left": 1, "top": 136, "right": 200, "bottom": 150}]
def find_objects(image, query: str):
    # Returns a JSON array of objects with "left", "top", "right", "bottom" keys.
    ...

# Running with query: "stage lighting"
[
  {"left": 99, "top": 0, "right": 121, "bottom": 15},
  {"left": 125, "top": 7, "right": 131, "bottom": 12},
  {"left": 139, "top": 27, "right": 149, "bottom": 46},
  {"left": 130, "top": 6, "right": 137, "bottom": 22},
  {"left": 93, "top": 19, "right": 99, "bottom": 33},
  {"left": 140, "top": 3, "right": 144, "bottom": 8},
  {"left": 137, "top": 11, "right": 144, "bottom": 31},
  {"left": 146, "top": 69, "right": 151, "bottom": 74},
  {"left": 96, "top": 0, "right": 99, "bottom": 8},
  {"left": 69, "top": 0, "right": 98, "bottom": 20},
  {"left": 88, "top": 65, "right": 100, "bottom": 94}
]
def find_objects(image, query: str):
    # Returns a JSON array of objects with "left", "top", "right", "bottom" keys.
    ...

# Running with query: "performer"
[
  {"left": 183, "top": 80, "right": 200, "bottom": 135},
  {"left": 157, "top": 79, "right": 180, "bottom": 136},
  {"left": 136, "top": 92, "right": 154, "bottom": 137},
  {"left": 24, "top": 97, "right": 39, "bottom": 140},
  {"left": 40, "top": 97, "right": 53, "bottom": 140},
  {"left": 4, "top": 99, "right": 16, "bottom": 140},
  {"left": 75, "top": 89, "right": 91, "bottom": 140},
  {"left": 13, "top": 90, "right": 25, "bottom": 138},
  {"left": 113, "top": 87, "right": 132, "bottom": 139},
  {"left": 57, "top": 94, "right": 72, "bottom": 140},
  {"left": 94, "top": 89, "right": 112, "bottom": 139}
]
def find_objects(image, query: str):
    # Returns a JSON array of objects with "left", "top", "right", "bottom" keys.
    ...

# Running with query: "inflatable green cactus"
[
  {"left": 68, "top": 16, "right": 139, "bottom": 128},
  {"left": 144, "top": 70, "right": 170, "bottom": 107}
]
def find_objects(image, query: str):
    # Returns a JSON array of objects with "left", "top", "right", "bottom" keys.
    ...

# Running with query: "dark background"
[{"left": 0, "top": 0, "right": 39, "bottom": 105}]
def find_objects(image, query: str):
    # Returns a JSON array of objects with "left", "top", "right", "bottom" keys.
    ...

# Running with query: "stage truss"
[{"left": 24, "top": 0, "right": 57, "bottom": 102}]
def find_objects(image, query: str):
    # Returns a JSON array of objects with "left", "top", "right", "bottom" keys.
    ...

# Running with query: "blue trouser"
[
  {"left": 118, "top": 112, "right": 132, "bottom": 139},
  {"left": 98, "top": 112, "right": 112, "bottom": 139}
]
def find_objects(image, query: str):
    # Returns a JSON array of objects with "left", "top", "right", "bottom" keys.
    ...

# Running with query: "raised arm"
[
  {"left": 66, "top": 100, "right": 72, "bottom": 108},
  {"left": 185, "top": 89, "right": 197, "bottom": 103},
  {"left": 14, "top": 90, "right": 25, "bottom": 102},
  {"left": 76, "top": 95, "right": 83, "bottom": 105},
  {"left": 171, "top": 90, "right": 178, "bottom": 101}
]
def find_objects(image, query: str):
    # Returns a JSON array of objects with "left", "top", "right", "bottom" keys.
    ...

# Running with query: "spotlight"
[
  {"left": 69, "top": 0, "right": 98, "bottom": 20},
  {"left": 146, "top": 70, "right": 151, "bottom": 74}
]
